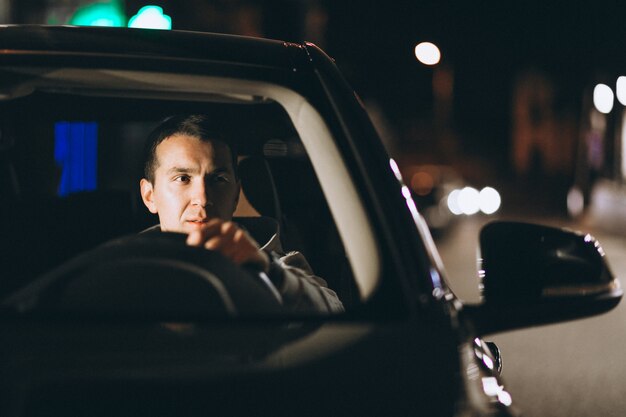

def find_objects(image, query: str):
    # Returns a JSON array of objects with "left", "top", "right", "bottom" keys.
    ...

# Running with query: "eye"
[
  {"left": 212, "top": 173, "right": 231, "bottom": 184},
  {"left": 174, "top": 175, "right": 191, "bottom": 183}
]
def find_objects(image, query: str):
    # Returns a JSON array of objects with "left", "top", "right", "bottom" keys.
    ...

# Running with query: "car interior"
[{"left": 0, "top": 69, "right": 378, "bottom": 314}]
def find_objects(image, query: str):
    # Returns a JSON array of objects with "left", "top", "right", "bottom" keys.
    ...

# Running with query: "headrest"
[{"left": 238, "top": 156, "right": 281, "bottom": 219}]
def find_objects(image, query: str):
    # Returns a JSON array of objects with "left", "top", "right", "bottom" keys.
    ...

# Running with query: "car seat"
[{"left": 238, "top": 154, "right": 358, "bottom": 308}]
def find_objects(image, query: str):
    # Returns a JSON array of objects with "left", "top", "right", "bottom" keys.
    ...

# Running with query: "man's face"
[{"left": 140, "top": 134, "right": 240, "bottom": 233}]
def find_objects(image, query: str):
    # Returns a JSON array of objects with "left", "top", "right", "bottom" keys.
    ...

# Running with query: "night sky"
[{"left": 320, "top": 1, "right": 626, "bottom": 158}]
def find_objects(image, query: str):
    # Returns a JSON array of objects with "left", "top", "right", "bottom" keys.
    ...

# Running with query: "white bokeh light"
[
  {"left": 458, "top": 187, "right": 480, "bottom": 215},
  {"left": 447, "top": 189, "right": 462, "bottom": 215},
  {"left": 414, "top": 42, "right": 441, "bottom": 66},
  {"left": 479, "top": 187, "right": 501, "bottom": 214},
  {"left": 593, "top": 83, "right": 614, "bottom": 114},
  {"left": 567, "top": 186, "right": 584, "bottom": 217},
  {"left": 616, "top": 76, "right": 626, "bottom": 106}
]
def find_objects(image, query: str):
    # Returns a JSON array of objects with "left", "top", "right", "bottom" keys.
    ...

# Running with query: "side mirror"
[{"left": 464, "top": 221, "right": 622, "bottom": 335}]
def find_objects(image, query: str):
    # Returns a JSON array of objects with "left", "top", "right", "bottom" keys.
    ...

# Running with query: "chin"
[{"left": 159, "top": 224, "right": 185, "bottom": 234}]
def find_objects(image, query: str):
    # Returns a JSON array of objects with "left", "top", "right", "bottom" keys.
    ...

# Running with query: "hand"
[{"left": 186, "top": 219, "right": 270, "bottom": 273}]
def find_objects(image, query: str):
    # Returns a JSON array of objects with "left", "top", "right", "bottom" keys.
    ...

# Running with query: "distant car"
[
  {"left": 0, "top": 25, "right": 621, "bottom": 417},
  {"left": 401, "top": 164, "right": 502, "bottom": 234}
]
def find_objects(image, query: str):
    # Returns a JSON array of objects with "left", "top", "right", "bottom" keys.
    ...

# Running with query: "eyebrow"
[
  {"left": 166, "top": 166, "right": 196, "bottom": 176},
  {"left": 165, "top": 166, "right": 231, "bottom": 176}
]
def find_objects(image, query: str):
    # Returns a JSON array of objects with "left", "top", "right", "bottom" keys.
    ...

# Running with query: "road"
[{"left": 435, "top": 212, "right": 626, "bottom": 417}]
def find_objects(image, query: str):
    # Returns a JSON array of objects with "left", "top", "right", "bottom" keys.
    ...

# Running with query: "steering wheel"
[{"left": 2, "top": 232, "right": 283, "bottom": 318}]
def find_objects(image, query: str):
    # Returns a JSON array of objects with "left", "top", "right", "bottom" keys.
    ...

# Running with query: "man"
[{"left": 139, "top": 114, "right": 344, "bottom": 314}]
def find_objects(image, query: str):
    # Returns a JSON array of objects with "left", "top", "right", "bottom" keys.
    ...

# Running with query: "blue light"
[{"left": 54, "top": 122, "right": 98, "bottom": 196}]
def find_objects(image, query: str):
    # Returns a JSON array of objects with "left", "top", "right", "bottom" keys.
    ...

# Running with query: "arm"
[
  {"left": 267, "top": 250, "right": 344, "bottom": 314},
  {"left": 186, "top": 218, "right": 344, "bottom": 314}
]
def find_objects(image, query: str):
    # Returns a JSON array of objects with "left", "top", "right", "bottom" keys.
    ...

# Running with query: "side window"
[
  {"left": 0, "top": 65, "right": 381, "bottom": 316},
  {"left": 0, "top": 93, "right": 361, "bottom": 312}
]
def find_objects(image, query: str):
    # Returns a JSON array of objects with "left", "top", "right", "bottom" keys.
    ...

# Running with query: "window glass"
[{"left": 0, "top": 75, "right": 375, "bottom": 316}]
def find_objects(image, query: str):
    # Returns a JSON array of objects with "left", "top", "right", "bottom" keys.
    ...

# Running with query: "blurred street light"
[
  {"left": 68, "top": 2, "right": 171, "bottom": 30},
  {"left": 128, "top": 5, "right": 171, "bottom": 30},
  {"left": 69, "top": 1, "right": 126, "bottom": 27},
  {"left": 457, "top": 186, "right": 480, "bottom": 215},
  {"left": 478, "top": 187, "right": 501, "bottom": 214},
  {"left": 616, "top": 76, "right": 626, "bottom": 106},
  {"left": 447, "top": 186, "right": 501, "bottom": 216},
  {"left": 593, "top": 83, "right": 614, "bottom": 114},
  {"left": 414, "top": 41, "right": 441, "bottom": 66}
]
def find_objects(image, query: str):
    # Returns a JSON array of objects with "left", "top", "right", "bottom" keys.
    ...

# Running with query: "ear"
[{"left": 140, "top": 178, "right": 158, "bottom": 214}]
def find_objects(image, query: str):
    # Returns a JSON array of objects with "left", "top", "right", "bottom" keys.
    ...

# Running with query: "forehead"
[{"left": 155, "top": 134, "right": 234, "bottom": 169}]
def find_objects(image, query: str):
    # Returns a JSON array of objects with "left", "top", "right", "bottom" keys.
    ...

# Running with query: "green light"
[
  {"left": 128, "top": 6, "right": 172, "bottom": 30},
  {"left": 69, "top": 2, "right": 126, "bottom": 27}
]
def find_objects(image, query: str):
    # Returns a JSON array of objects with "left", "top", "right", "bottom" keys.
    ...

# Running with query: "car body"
[{"left": 0, "top": 25, "right": 621, "bottom": 417}]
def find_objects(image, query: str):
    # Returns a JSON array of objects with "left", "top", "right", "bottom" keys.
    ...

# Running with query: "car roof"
[{"left": 0, "top": 25, "right": 303, "bottom": 70}]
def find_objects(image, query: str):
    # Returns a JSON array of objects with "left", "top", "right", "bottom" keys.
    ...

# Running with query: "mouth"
[{"left": 185, "top": 219, "right": 208, "bottom": 228}]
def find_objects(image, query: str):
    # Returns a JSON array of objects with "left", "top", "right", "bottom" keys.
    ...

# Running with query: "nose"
[{"left": 191, "top": 179, "right": 212, "bottom": 207}]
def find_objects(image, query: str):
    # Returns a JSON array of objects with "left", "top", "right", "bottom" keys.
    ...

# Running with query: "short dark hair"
[{"left": 142, "top": 114, "right": 238, "bottom": 183}]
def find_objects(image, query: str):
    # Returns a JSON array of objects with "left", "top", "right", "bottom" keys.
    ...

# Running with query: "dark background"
[{"left": 7, "top": 0, "right": 626, "bottom": 210}]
